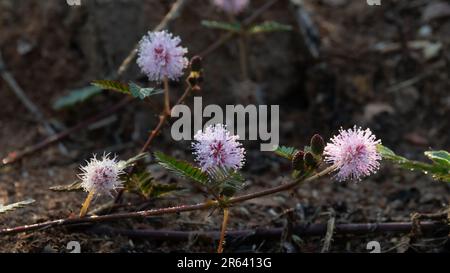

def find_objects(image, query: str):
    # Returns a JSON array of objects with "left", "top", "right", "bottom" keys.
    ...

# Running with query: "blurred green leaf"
[
  {"left": 53, "top": 85, "right": 103, "bottom": 110},
  {"left": 201, "top": 20, "right": 241, "bottom": 32},
  {"left": 129, "top": 82, "right": 163, "bottom": 100},
  {"left": 155, "top": 152, "right": 209, "bottom": 185},
  {"left": 274, "top": 146, "right": 299, "bottom": 160},
  {"left": 424, "top": 150, "right": 450, "bottom": 182},
  {"left": 0, "top": 199, "right": 35, "bottom": 214},
  {"left": 378, "top": 145, "right": 450, "bottom": 182},
  {"left": 248, "top": 21, "right": 293, "bottom": 34},
  {"left": 92, "top": 80, "right": 130, "bottom": 94},
  {"left": 425, "top": 150, "right": 450, "bottom": 167},
  {"left": 378, "top": 145, "right": 432, "bottom": 170}
]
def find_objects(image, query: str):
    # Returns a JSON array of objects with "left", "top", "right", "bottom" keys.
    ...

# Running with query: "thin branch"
[
  {"left": 242, "top": 0, "right": 279, "bottom": 26},
  {"left": 0, "top": 51, "right": 69, "bottom": 156},
  {"left": 1, "top": 0, "right": 190, "bottom": 167},
  {"left": 1, "top": 0, "right": 275, "bottom": 167},
  {"left": 87, "top": 221, "right": 449, "bottom": 242},
  {"left": 140, "top": 85, "right": 192, "bottom": 153},
  {"left": 138, "top": 0, "right": 280, "bottom": 154},
  {"left": 0, "top": 166, "right": 335, "bottom": 236},
  {"left": 1, "top": 97, "right": 133, "bottom": 166},
  {"left": 199, "top": 0, "right": 279, "bottom": 57}
]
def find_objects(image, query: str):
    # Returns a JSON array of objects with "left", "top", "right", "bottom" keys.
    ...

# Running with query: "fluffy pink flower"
[
  {"left": 212, "top": 0, "right": 249, "bottom": 15},
  {"left": 324, "top": 126, "right": 381, "bottom": 181},
  {"left": 78, "top": 154, "right": 124, "bottom": 195},
  {"left": 192, "top": 124, "right": 246, "bottom": 172},
  {"left": 137, "top": 31, "right": 188, "bottom": 81}
]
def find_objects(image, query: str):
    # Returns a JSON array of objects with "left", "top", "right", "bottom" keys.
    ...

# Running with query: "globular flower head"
[
  {"left": 137, "top": 30, "right": 188, "bottom": 82},
  {"left": 324, "top": 126, "right": 381, "bottom": 182},
  {"left": 78, "top": 154, "right": 124, "bottom": 195},
  {"left": 212, "top": 0, "right": 249, "bottom": 15},
  {"left": 192, "top": 124, "right": 246, "bottom": 172}
]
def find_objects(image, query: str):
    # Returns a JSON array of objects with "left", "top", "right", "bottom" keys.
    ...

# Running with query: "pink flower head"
[
  {"left": 192, "top": 124, "right": 246, "bottom": 172},
  {"left": 324, "top": 126, "right": 381, "bottom": 182},
  {"left": 137, "top": 30, "right": 188, "bottom": 81},
  {"left": 78, "top": 154, "right": 124, "bottom": 195},
  {"left": 212, "top": 0, "right": 249, "bottom": 15}
]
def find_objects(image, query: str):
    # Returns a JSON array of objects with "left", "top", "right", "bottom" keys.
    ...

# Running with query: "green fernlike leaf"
[
  {"left": 155, "top": 152, "right": 209, "bottom": 185},
  {"left": 378, "top": 145, "right": 450, "bottom": 182},
  {"left": 208, "top": 168, "right": 245, "bottom": 197},
  {"left": 125, "top": 171, "right": 182, "bottom": 198},
  {"left": 129, "top": 82, "right": 163, "bottom": 100},
  {"left": 53, "top": 85, "right": 103, "bottom": 110},
  {"left": 248, "top": 21, "right": 293, "bottom": 34},
  {"left": 274, "top": 146, "right": 299, "bottom": 160},
  {"left": 0, "top": 199, "right": 35, "bottom": 214},
  {"left": 201, "top": 20, "right": 241, "bottom": 32}
]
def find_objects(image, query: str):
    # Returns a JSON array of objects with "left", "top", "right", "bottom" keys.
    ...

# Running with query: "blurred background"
[{"left": 0, "top": 0, "right": 449, "bottom": 252}]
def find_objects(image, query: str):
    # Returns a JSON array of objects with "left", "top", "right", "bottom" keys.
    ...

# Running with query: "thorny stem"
[
  {"left": 217, "top": 208, "right": 230, "bottom": 253},
  {"left": 79, "top": 191, "right": 95, "bottom": 217},
  {"left": 140, "top": 85, "right": 192, "bottom": 153},
  {"left": 112, "top": 85, "right": 193, "bottom": 206},
  {"left": 0, "top": 166, "right": 336, "bottom": 235},
  {"left": 229, "top": 165, "right": 336, "bottom": 205}
]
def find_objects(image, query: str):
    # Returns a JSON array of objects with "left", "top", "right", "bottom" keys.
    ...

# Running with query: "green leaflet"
[
  {"left": 248, "top": 21, "right": 293, "bottom": 34},
  {"left": 378, "top": 145, "right": 450, "bottom": 182},
  {"left": 92, "top": 80, "right": 130, "bottom": 94},
  {"left": 274, "top": 146, "right": 299, "bottom": 160},
  {"left": 129, "top": 82, "right": 163, "bottom": 100},
  {"left": 93, "top": 80, "right": 163, "bottom": 100},
  {"left": 201, "top": 20, "right": 242, "bottom": 32},
  {"left": 154, "top": 152, "right": 209, "bottom": 185},
  {"left": 125, "top": 171, "right": 182, "bottom": 198},
  {"left": 208, "top": 167, "right": 245, "bottom": 197}
]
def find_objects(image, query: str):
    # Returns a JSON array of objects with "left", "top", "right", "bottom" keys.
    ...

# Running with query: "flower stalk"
[
  {"left": 163, "top": 76, "right": 171, "bottom": 115},
  {"left": 217, "top": 207, "right": 230, "bottom": 253},
  {"left": 79, "top": 191, "right": 95, "bottom": 217}
]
